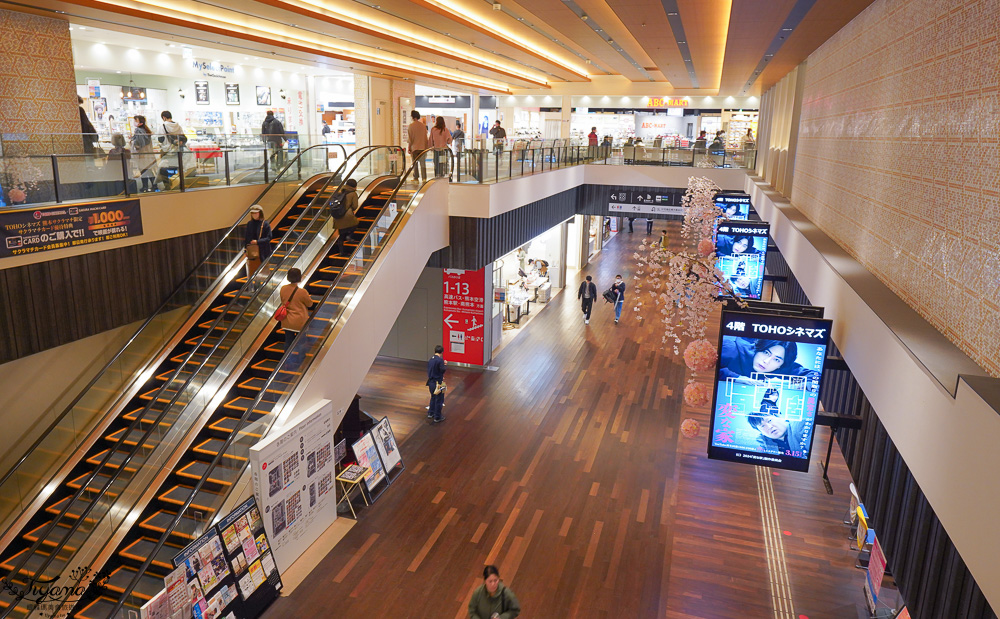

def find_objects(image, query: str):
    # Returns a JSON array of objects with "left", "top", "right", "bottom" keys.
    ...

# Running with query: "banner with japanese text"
[
  {"left": 442, "top": 268, "right": 486, "bottom": 365},
  {"left": 0, "top": 198, "right": 143, "bottom": 258}
]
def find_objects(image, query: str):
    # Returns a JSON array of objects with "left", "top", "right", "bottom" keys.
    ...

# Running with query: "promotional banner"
[
  {"left": 608, "top": 189, "right": 683, "bottom": 216},
  {"left": 716, "top": 221, "right": 769, "bottom": 300},
  {"left": 442, "top": 268, "right": 486, "bottom": 365},
  {"left": 351, "top": 432, "right": 387, "bottom": 493},
  {"left": 372, "top": 417, "right": 402, "bottom": 472},
  {"left": 867, "top": 534, "right": 887, "bottom": 604},
  {"left": 250, "top": 402, "right": 338, "bottom": 573},
  {"left": 714, "top": 193, "right": 752, "bottom": 220},
  {"left": 707, "top": 310, "right": 832, "bottom": 472},
  {"left": 1, "top": 199, "right": 143, "bottom": 258}
]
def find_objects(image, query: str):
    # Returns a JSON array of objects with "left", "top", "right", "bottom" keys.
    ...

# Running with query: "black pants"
[
  {"left": 283, "top": 328, "right": 302, "bottom": 373},
  {"left": 427, "top": 382, "right": 444, "bottom": 420},
  {"left": 646, "top": 218, "right": 653, "bottom": 234},
  {"left": 334, "top": 226, "right": 357, "bottom": 256},
  {"left": 628, "top": 218, "right": 633, "bottom": 233},
  {"left": 581, "top": 297, "right": 594, "bottom": 320}
]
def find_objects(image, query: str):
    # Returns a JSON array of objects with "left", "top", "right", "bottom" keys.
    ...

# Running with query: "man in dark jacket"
[
  {"left": 426, "top": 345, "right": 447, "bottom": 423},
  {"left": 578, "top": 275, "right": 597, "bottom": 325},
  {"left": 78, "top": 95, "right": 98, "bottom": 154},
  {"left": 489, "top": 120, "right": 506, "bottom": 156},
  {"left": 332, "top": 179, "right": 360, "bottom": 256},
  {"left": 262, "top": 111, "right": 286, "bottom": 171},
  {"left": 451, "top": 120, "right": 465, "bottom": 153}
]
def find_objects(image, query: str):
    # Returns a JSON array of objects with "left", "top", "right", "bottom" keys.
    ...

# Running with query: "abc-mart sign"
[{"left": 646, "top": 97, "right": 690, "bottom": 107}]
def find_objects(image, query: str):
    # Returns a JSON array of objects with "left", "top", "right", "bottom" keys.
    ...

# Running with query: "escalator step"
[
  {"left": 87, "top": 449, "right": 138, "bottom": 472},
  {"left": 138, "top": 510, "right": 203, "bottom": 540},
  {"left": 250, "top": 358, "right": 279, "bottom": 373},
  {"left": 183, "top": 335, "right": 228, "bottom": 350},
  {"left": 66, "top": 471, "right": 126, "bottom": 499},
  {"left": 103, "top": 565, "right": 162, "bottom": 600},
  {"left": 197, "top": 319, "right": 228, "bottom": 331},
  {"left": 105, "top": 426, "right": 155, "bottom": 447},
  {"left": 208, "top": 417, "right": 264, "bottom": 439},
  {"left": 23, "top": 521, "right": 76, "bottom": 551},
  {"left": 158, "top": 485, "right": 221, "bottom": 513},
  {"left": 120, "top": 538, "right": 185, "bottom": 570},
  {"left": 45, "top": 495, "right": 96, "bottom": 523},
  {"left": 176, "top": 460, "right": 242, "bottom": 486},
  {"left": 223, "top": 396, "right": 275, "bottom": 415},
  {"left": 138, "top": 385, "right": 179, "bottom": 404},
  {"left": 122, "top": 406, "right": 173, "bottom": 428},
  {"left": 237, "top": 376, "right": 296, "bottom": 395},
  {"left": 76, "top": 596, "right": 134, "bottom": 619},
  {"left": 193, "top": 439, "right": 248, "bottom": 462},
  {"left": 169, "top": 350, "right": 218, "bottom": 368},
  {"left": 0, "top": 549, "right": 65, "bottom": 579},
  {"left": 154, "top": 368, "right": 190, "bottom": 383}
]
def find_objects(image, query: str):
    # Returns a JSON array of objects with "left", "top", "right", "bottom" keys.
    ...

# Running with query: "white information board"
[
  {"left": 250, "top": 400, "right": 338, "bottom": 573},
  {"left": 372, "top": 417, "right": 402, "bottom": 472}
]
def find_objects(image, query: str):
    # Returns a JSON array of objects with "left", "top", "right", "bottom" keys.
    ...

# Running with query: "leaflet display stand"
[
  {"left": 335, "top": 464, "right": 370, "bottom": 518},
  {"left": 371, "top": 417, "right": 405, "bottom": 484},
  {"left": 351, "top": 432, "right": 389, "bottom": 503}
]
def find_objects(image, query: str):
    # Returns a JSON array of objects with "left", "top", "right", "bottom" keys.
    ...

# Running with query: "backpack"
[{"left": 329, "top": 191, "right": 348, "bottom": 219}]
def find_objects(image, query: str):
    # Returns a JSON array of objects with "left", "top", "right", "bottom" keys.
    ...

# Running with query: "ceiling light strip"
[
  {"left": 412, "top": 0, "right": 592, "bottom": 79},
  {"left": 253, "top": 0, "right": 549, "bottom": 86},
  {"left": 58, "top": 0, "right": 514, "bottom": 92},
  {"left": 561, "top": 0, "right": 655, "bottom": 81},
  {"left": 659, "top": 0, "right": 698, "bottom": 88},
  {"left": 740, "top": 0, "right": 817, "bottom": 95}
]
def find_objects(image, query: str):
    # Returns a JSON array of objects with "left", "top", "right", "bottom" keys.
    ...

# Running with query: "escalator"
[{"left": 0, "top": 146, "right": 407, "bottom": 619}]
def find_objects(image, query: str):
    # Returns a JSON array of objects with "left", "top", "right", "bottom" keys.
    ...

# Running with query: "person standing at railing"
[
  {"left": 131, "top": 115, "right": 156, "bottom": 193},
  {"left": 77, "top": 95, "right": 99, "bottom": 155},
  {"left": 489, "top": 120, "right": 506, "bottom": 157},
  {"left": 429, "top": 117, "right": 453, "bottom": 179},
  {"left": 693, "top": 130, "right": 707, "bottom": 150},
  {"left": 407, "top": 111, "right": 429, "bottom": 182},
  {"left": 743, "top": 128, "right": 755, "bottom": 149},
  {"left": 262, "top": 111, "right": 287, "bottom": 172},
  {"left": 154, "top": 112, "right": 186, "bottom": 191}
]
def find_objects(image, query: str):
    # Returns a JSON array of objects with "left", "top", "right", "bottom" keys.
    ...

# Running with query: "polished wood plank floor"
[{"left": 264, "top": 225, "right": 868, "bottom": 619}]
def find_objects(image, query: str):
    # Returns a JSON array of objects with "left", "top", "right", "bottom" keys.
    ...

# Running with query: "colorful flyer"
[
  {"left": 248, "top": 560, "right": 265, "bottom": 588},
  {"left": 260, "top": 551, "right": 276, "bottom": 577},
  {"left": 221, "top": 525, "right": 239, "bottom": 554},
  {"left": 242, "top": 536, "right": 260, "bottom": 562}
]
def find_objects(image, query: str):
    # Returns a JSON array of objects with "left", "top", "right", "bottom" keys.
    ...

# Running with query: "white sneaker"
[{"left": 585, "top": 319, "right": 589, "bottom": 325}]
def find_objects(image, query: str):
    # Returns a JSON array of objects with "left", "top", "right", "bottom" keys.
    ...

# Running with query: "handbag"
[
  {"left": 433, "top": 380, "right": 447, "bottom": 395},
  {"left": 273, "top": 289, "right": 293, "bottom": 322},
  {"left": 246, "top": 219, "right": 262, "bottom": 260}
]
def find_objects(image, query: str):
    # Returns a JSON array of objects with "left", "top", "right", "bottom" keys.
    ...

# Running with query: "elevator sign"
[{"left": 442, "top": 268, "right": 486, "bottom": 365}]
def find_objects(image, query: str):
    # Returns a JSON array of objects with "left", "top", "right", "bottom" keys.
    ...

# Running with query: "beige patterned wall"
[
  {"left": 791, "top": 0, "right": 1000, "bottom": 376},
  {"left": 0, "top": 10, "right": 79, "bottom": 154}
]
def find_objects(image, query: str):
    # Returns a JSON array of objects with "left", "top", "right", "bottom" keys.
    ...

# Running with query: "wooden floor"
[{"left": 263, "top": 225, "right": 869, "bottom": 619}]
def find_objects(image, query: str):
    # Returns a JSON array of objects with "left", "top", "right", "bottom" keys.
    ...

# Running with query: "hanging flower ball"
[
  {"left": 697, "top": 239, "right": 715, "bottom": 257},
  {"left": 9, "top": 188, "right": 26, "bottom": 203},
  {"left": 680, "top": 418, "right": 701, "bottom": 438},
  {"left": 684, "top": 338, "right": 718, "bottom": 372},
  {"left": 683, "top": 382, "right": 712, "bottom": 407}
]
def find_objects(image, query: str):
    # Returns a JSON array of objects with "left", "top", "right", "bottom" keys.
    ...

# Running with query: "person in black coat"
[
  {"left": 578, "top": 275, "right": 597, "bottom": 325},
  {"left": 426, "top": 345, "right": 447, "bottom": 423},
  {"left": 78, "top": 95, "right": 98, "bottom": 154},
  {"left": 244, "top": 205, "right": 273, "bottom": 278},
  {"left": 610, "top": 275, "right": 626, "bottom": 324}
]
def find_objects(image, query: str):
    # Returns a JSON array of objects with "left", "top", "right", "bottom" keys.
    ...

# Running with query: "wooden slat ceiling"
[{"left": 28, "top": 0, "right": 876, "bottom": 94}]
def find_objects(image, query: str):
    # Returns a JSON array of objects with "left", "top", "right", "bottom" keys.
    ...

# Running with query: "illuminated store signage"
[{"left": 648, "top": 97, "right": 689, "bottom": 107}]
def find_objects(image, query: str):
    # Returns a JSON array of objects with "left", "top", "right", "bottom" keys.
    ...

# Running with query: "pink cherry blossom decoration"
[
  {"left": 683, "top": 381, "right": 712, "bottom": 407},
  {"left": 9, "top": 188, "right": 26, "bottom": 203},
  {"left": 697, "top": 239, "right": 715, "bottom": 257},
  {"left": 683, "top": 338, "right": 718, "bottom": 372},
  {"left": 680, "top": 418, "right": 701, "bottom": 438}
]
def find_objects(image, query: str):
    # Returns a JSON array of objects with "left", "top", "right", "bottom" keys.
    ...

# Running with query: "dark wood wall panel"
[{"left": 0, "top": 228, "right": 227, "bottom": 364}]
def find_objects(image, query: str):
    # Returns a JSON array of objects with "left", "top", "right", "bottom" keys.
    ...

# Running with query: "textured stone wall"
[{"left": 791, "top": 0, "right": 1000, "bottom": 375}]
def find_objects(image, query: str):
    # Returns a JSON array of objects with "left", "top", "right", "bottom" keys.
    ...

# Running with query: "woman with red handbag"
[{"left": 277, "top": 268, "right": 314, "bottom": 370}]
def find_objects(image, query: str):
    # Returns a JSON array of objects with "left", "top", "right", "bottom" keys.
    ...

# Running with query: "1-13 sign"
[{"left": 443, "top": 281, "right": 470, "bottom": 296}]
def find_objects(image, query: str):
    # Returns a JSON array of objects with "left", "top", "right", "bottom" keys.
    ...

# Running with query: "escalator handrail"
[
  {"left": 105, "top": 148, "right": 410, "bottom": 617},
  {"left": 0, "top": 144, "right": 336, "bottom": 493},
  {"left": 0, "top": 146, "right": 403, "bottom": 618},
  {"left": 0, "top": 165, "right": 342, "bottom": 617}
]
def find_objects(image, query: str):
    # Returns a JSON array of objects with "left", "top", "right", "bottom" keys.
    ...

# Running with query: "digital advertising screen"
[
  {"left": 714, "top": 193, "right": 752, "bottom": 220},
  {"left": 716, "top": 221, "right": 769, "bottom": 300},
  {"left": 707, "top": 311, "right": 832, "bottom": 472}
]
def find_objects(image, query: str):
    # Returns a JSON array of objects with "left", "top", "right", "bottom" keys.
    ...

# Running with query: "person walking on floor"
[
  {"left": 611, "top": 274, "right": 626, "bottom": 324},
  {"left": 408, "top": 110, "right": 429, "bottom": 182},
  {"left": 646, "top": 217, "right": 653, "bottom": 234},
  {"left": 279, "top": 267, "right": 315, "bottom": 371},
  {"left": 244, "top": 205, "right": 273, "bottom": 278},
  {"left": 429, "top": 116, "right": 453, "bottom": 178},
  {"left": 659, "top": 229, "right": 669, "bottom": 250},
  {"left": 262, "top": 110, "right": 287, "bottom": 172},
  {"left": 578, "top": 275, "right": 597, "bottom": 325},
  {"left": 468, "top": 565, "right": 520, "bottom": 619},
  {"left": 426, "top": 344, "right": 447, "bottom": 423},
  {"left": 627, "top": 217, "right": 633, "bottom": 233},
  {"left": 331, "top": 178, "right": 359, "bottom": 257}
]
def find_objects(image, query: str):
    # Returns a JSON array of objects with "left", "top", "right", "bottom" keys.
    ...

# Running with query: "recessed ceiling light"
[
  {"left": 668, "top": 11, "right": 678, "bottom": 15},
  {"left": 78, "top": 26, "right": 86, "bottom": 30},
  {"left": 677, "top": 41, "right": 685, "bottom": 44},
  {"left": 782, "top": 27, "right": 793, "bottom": 31}
]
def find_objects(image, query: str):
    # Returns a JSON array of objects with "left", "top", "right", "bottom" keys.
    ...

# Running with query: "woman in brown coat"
[{"left": 279, "top": 267, "right": 314, "bottom": 369}]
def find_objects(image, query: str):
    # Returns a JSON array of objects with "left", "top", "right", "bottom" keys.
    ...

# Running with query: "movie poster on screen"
[
  {"left": 372, "top": 417, "right": 402, "bottom": 471},
  {"left": 351, "top": 432, "right": 387, "bottom": 493},
  {"left": 714, "top": 192, "right": 752, "bottom": 220},
  {"left": 715, "top": 221, "right": 769, "bottom": 300},
  {"left": 250, "top": 401, "right": 338, "bottom": 573},
  {"left": 706, "top": 310, "right": 832, "bottom": 472}
]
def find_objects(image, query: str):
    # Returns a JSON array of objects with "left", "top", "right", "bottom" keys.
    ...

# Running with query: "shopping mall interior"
[{"left": 0, "top": 0, "right": 996, "bottom": 617}]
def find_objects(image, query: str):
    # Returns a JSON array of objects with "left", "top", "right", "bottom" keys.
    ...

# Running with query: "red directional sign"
[{"left": 442, "top": 268, "right": 486, "bottom": 365}]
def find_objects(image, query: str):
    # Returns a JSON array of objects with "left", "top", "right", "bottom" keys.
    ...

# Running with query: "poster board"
[
  {"left": 372, "top": 417, "right": 402, "bottom": 472},
  {"left": 171, "top": 529, "right": 232, "bottom": 619},
  {"left": 250, "top": 401, "right": 338, "bottom": 573},
  {"left": 867, "top": 534, "right": 887, "bottom": 604},
  {"left": 351, "top": 432, "right": 387, "bottom": 495},
  {"left": 706, "top": 310, "right": 832, "bottom": 472},
  {"left": 211, "top": 496, "right": 282, "bottom": 618}
]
